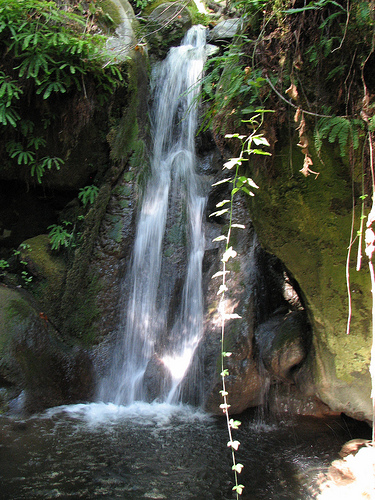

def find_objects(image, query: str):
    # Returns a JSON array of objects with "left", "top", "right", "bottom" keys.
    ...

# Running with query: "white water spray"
[{"left": 99, "top": 26, "right": 208, "bottom": 405}]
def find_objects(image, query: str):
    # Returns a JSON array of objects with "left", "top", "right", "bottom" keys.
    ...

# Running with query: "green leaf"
[
  {"left": 212, "top": 178, "right": 232, "bottom": 186},
  {"left": 210, "top": 208, "right": 229, "bottom": 218},
  {"left": 227, "top": 440, "right": 241, "bottom": 450},
  {"left": 224, "top": 158, "right": 241, "bottom": 170},
  {"left": 232, "top": 463, "right": 244, "bottom": 473},
  {"left": 211, "top": 270, "right": 229, "bottom": 279},
  {"left": 222, "top": 247, "right": 237, "bottom": 262},
  {"left": 252, "top": 135, "right": 270, "bottom": 146},
  {"left": 232, "top": 484, "right": 245, "bottom": 495},
  {"left": 240, "top": 187, "right": 255, "bottom": 197},
  {"left": 216, "top": 199, "right": 230, "bottom": 208},
  {"left": 212, "top": 235, "right": 228, "bottom": 242},
  {"left": 217, "top": 284, "right": 228, "bottom": 295},
  {"left": 220, "top": 403, "right": 231, "bottom": 410},
  {"left": 224, "top": 313, "right": 242, "bottom": 320},
  {"left": 229, "top": 419, "right": 242, "bottom": 429}
]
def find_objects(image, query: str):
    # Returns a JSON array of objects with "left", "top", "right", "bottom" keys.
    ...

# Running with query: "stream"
[{"left": 0, "top": 402, "right": 371, "bottom": 499}]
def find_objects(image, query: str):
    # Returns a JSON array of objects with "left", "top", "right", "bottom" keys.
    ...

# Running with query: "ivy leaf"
[
  {"left": 223, "top": 158, "right": 241, "bottom": 170},
  {"left": 217, "top": 284, "right": 228, "bottom": 295},
  {"left": 252, "top": 135, "right": 270, "bottom": 146},
  {"left": 211, "top": 270, "right": 229, "bottom": 279},
  {"left": 212, "top": 235, "right": 228, "bottom": 242},
  {"left": 222, "top": 247, "right": 237, "bottom": 262},
  {"left": 232, "top": 484, "right": 245, "bottom": 495},
  {"left": 232, "top": 463, "right": 244, "bottom": 473},
  {"left": 229, "top": 419, "right": 242, "bottom": 429},
  {"left": 210, "top": 208, "right": 229, "bottom": 218},
  {"left": 212, "top": 178, "right": 232, "bottom": 186},
  {"left": 220, "top": 403, "right": 231, "bottom": 411},
  {"left": 216, "top": 199, "right": 231, "bottom": 207},
  {"left": 225, "top": 133, "right": 246, "bottom": 139},
  {"left": 227, "top": 440, "right": 241, "bottom": 450}
]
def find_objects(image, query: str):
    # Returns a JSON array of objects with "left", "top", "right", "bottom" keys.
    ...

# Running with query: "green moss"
[
  {"left": 62, "top": 274, "right": 102, "bottom": 346},
  {"left": 98, "top": 0, "right": 122, "bottom": 30},
  {"left": 19, "top": 235, "right": 67, "bottom": 320},
  {"left": 249, "top": 138, "right": 372, "bottom": 386},
  {"left": 187, "top": 0, "right": 210, "bottom": 25},
  {"left": 60, "top": 184, "right": 112, "bottom": 338},
  {"left": 108, "top": 214, "right": 124, "bottom": 243},
  {"left": 143, "top": 0, "right": 173, "bottom": 16}
]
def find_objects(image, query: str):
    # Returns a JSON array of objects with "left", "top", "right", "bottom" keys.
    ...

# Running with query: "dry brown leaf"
[
  {"left": 294, "top": 107, "right": 302, "bottom": 123},
  {"left": 300, "top": 155, "right": 319, "bottom": 178},
  {"left": 285, "top": 83, "right": 298, "bottom": 101},
  {"left": 297, "top": 135, "right": 309, "bottom": 149},
  {"left": 296, "top": 114, "right": 306, "bottom": 135}
]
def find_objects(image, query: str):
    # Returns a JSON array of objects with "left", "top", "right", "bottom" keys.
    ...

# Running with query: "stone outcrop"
[
  {"left": 0, "top": 286, "right": 94, "bottom": 413},
  {"left": 146, "top": 3, "right": 193, "bottom": 59},
  {"left": 248, "top": 139, "right": 373, "bottom": 422}
]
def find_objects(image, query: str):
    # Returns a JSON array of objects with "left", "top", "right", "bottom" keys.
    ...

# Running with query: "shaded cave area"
[{"left": 0, "top": 180, "right": 78, "bottom": 253}]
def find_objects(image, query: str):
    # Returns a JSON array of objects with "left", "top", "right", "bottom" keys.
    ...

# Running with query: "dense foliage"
[
  {"left": 0, "top": 0, "right": 124, "bottom": 183},
  {"left": 203, "top": 0, "right": 375, "bottom": 171}
]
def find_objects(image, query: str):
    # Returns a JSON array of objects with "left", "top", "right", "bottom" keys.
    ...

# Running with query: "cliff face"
[
  {"left": 205, "top": 1, "right": 375, "bottom": 422},
  {"left": 247, "top": 138, "right": 372, "bottom": 422},
  {"left": 0, "top": 0, "right": 373, "bottom": 422}
]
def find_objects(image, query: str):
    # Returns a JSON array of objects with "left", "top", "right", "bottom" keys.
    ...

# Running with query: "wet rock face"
[
  {"left": 248, "top": 140, "right": 373, "bottom": 422},
  {"left": 146, "top": 3, "right": 193, "bottom": 59},
  {"left": 0, "top": 286, "right": 94, "bottom": 414},
  {"left": 255, "top": 310, "right": 312, "bottom": 382},
  {"left": 143, "top": 354, "right": 172, "bottom": 402},
  {"left": 180, "top": 189, "right": 313, "bottom": 415}
]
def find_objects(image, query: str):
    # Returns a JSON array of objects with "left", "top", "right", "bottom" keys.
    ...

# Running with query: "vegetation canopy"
[{"left": 0, "top": 0, "right": 124, "bottom": 183}]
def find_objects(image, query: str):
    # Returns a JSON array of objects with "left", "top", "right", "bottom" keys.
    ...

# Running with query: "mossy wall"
[{"left": 249, "top": 137, "right": 373, "bottom": 420}]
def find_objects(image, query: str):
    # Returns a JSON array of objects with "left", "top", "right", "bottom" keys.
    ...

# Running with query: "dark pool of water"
[{"left": 0, "top": 402, "right": 371, "bottom": 499}]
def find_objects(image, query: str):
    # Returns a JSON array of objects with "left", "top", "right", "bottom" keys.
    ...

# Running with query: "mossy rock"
[
  {"left": 249, "top": 139, "right": 372, "bottom": 421},
  {"left": 0, "top": 286, "right": 30, "bottom": 390},
  {"left": 20, "top": 234, "right": 67, "bottom": 320},
  {"left": 145, "top": 2, "right": 192, "bottom": 59},
  {"left": 0, "top": 285, "right": 94, "bottom": 413}
]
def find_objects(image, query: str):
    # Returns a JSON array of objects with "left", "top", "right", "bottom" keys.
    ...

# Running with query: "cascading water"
[
  {"left": 99, "top": 25, "right": 208, "bottom": 406},
  {"left": 1, "top": 22, "right": 372, "bottom": 500}
]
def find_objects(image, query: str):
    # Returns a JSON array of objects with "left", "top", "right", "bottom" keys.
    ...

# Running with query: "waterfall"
[{"left": 99, "top": 25, "right": 208, "bottom": 406}]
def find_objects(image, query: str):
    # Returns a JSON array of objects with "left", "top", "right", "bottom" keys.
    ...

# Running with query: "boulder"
[
  {"left": 143, "top": 354, "right": 172, "bottom": 401},
  {"left": 208, "top": 18, "right": 242, "bottom": 41},
  {"left": 146, "top": 3, "right": 192, "bottom": 59},
  {"left": 0, "top": 285, "right": 94, "bottom": 414},
  {"left": 255, "top": 310, "right": 311, "bottom": 381},
  {"left": 249, "top": 139, "right": 373, "bottom": 422}
]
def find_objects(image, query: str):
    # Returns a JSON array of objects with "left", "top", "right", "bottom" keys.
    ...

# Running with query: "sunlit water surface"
[{"left": 0, "top": 403, "right": 370, "bottom": 499}]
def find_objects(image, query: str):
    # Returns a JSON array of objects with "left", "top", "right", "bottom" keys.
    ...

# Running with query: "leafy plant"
[
  {"left": 78, "top": 185, "right": 99, "bottom": 207},
  {"left": 200, "top": 33, "right": 267, "bottom": 133},
  {"left": 0, "top": 0, "right": 124, "bottom": 183},
  {"left": 48, "top": 221, "right": 75, "bottom": 251},
  {"left": 132, "top": 0, "right": 154, "bottom": 11},
  {"left": 0, "top": 258, "right": 9, "bottom": 270},
  {"left": 284, "top": 0, "right": 345, "bottom": 15},
  {"left": 211, "top": 112, "right": 272, "bottom": 498},
  {"left": 314, "top": 116, "right": 364, "bottom": 157}
]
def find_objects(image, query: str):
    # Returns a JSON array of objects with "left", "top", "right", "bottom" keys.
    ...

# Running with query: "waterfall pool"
[{"left": 0, "top": 402, "right": 370, "bottom": 499}]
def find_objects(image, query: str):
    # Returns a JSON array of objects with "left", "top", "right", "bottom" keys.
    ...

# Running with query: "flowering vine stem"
[{"left": 211, "top": 112, "right": 272, "bottom": 497}]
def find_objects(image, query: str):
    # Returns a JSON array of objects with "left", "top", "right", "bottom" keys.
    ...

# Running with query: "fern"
[{"left": 314, "top": 117, "right": 364, "bottom": 157}]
